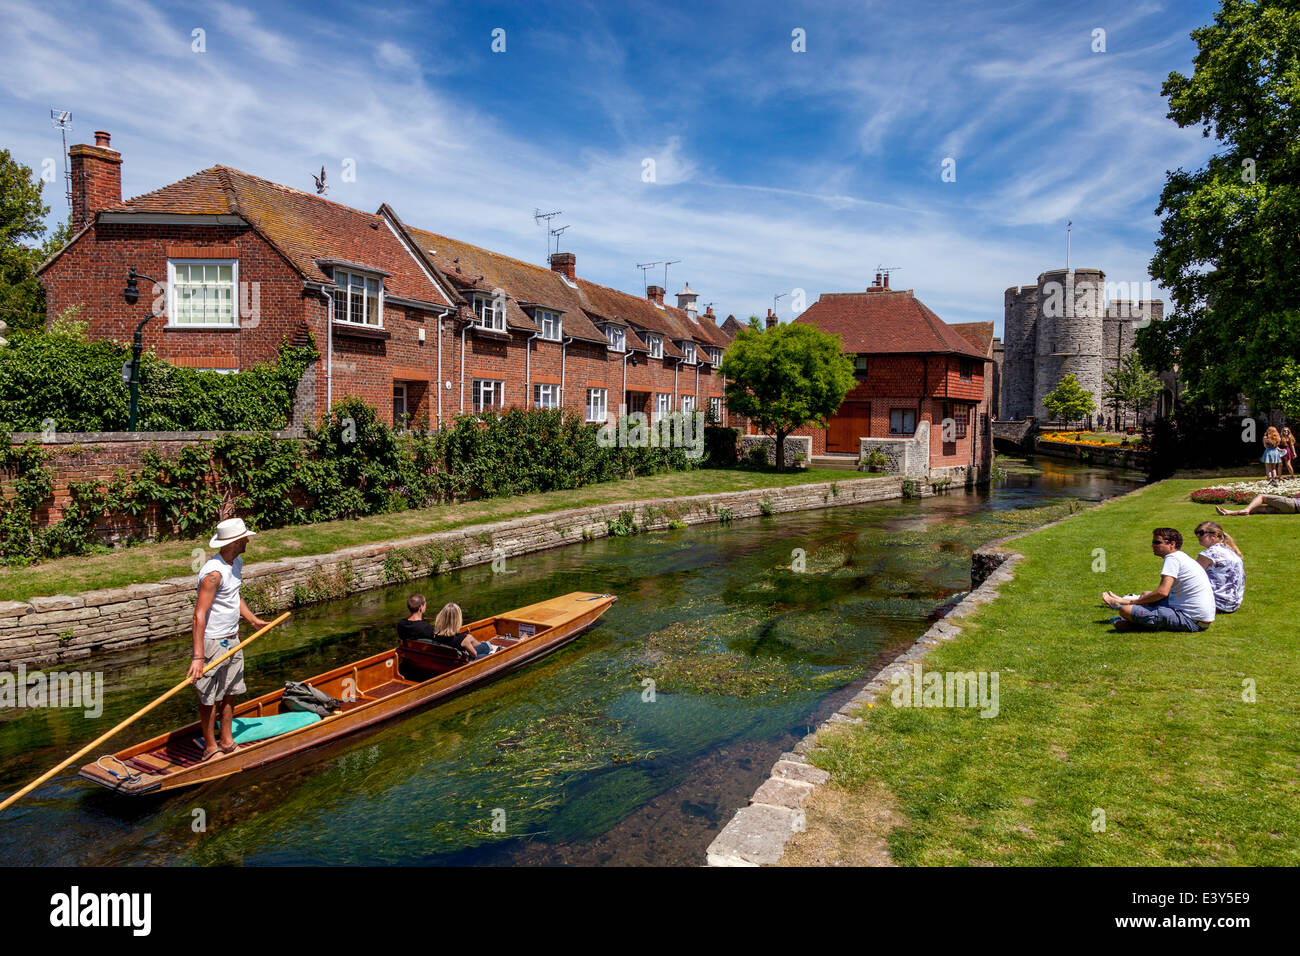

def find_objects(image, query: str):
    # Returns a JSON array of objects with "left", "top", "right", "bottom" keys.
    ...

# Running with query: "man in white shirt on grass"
[{"left": 1102, "top": 527, "right": 1216, "bottom": 632}]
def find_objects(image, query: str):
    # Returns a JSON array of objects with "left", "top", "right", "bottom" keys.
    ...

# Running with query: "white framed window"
[
  {"left": 586, "top": 388, "right": 607, "bottom": 422},
  {"left": 331, "top": 268, "right": 383, "bottom": 327},
  {"left": 644, "top": 333, "right": 663, "bottom": 359},
  {"left": 534, "top": 383, "right": 560, "bottom": 409},
  {"left": 605, "top": 325, "right": 626, "bottom": 352},
  {"left": 168, "top": 259, "right": 238, "bottom": 326},
  {"left": 890, "top": 408, "right": 917, "bottom": 435},
  {"left": 681, "top": 395, "right": 696, "bottom": 414},
  {"left": 682, "top": 342, "right": 697, "bottom": 365},
  {"left": 393, "top": 383, "right": 408, "bottom": 431},
  {"left": 706, "top": 347, "right": 722, "bottom": 365},
  {"left": 656, "top": 393, "right": 671, "bottom": 418},
  {"left": 473, "top": 293, "right": 505, "bottom": 332},
  {"left": 536, "top": 309, "right": 561, "bottom": 341},
  {"left": 709, "top": 397, "right": 722, "bottom": 422},
  {"left": 473, "top": 379, "right": 504, "bottom": 412}
]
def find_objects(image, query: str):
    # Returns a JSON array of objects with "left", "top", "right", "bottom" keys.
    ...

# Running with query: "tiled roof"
[
  {"left": 948, "top": 321, "right": 996, "bottom": 357},
  {"left": 108, "top": 166, "right": 453, "bottom": 307},
  {"left": 794, "top": 290, "right": 988, "bottom": 360}
]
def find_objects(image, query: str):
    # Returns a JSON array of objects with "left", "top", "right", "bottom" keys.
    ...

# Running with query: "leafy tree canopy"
[
  {"left": 1140, "top": 0, "right": 1300, "bottom": 414},
  {"left": 1041, "top": 373, "right": 1097, "bottom": 422},
  {"left": 720, "top": 319, "right": 855, "bottom": 470},
  {"left": 0, "top": 148, "right": 71, "bottom": 335}
]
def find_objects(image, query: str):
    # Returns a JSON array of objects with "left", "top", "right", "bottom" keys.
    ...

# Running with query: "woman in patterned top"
[{"left": 1193, "top": 521, "right": 1245, "bottom": 613}]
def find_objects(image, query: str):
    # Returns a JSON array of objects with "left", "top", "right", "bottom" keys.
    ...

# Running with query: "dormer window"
[
  {"left": 682, "top": 342, "right": 697, "bottom": 365},
  {"left": 854, "top": 355, "right": 869, "bottom": 378},
  {"left": 644, "top": 333, "right": 663, "bottom": 359},
  {"left": 605, "top": 326, "right": 626, "bottom": 352},
  {"left": 536, "top": 309, "right": 561, "bottom": 341},
  {"left": 706, "top": 347, "right": 722, "bottom": 365},
  {"left": 473, "top": 293, "right": 506, "bottom": 332},
  {"left": 332, "top": 268, "right": 383, "bottom": 327}
]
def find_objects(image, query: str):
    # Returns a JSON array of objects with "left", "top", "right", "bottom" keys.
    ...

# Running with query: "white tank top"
[{"left": 197, "top": 554, "right": 243, "bottom": 639}]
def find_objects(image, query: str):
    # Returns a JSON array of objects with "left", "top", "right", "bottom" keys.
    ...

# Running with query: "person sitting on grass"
[
  {"left": 1193, "top": 521, "right": 1245, "bottom": 613},
  {"left": 1101, "top": 527, "right": 1216, "bottom": 632},
  {"left": 1216, "top": 493, "right": 1300, "bottom": 516}
]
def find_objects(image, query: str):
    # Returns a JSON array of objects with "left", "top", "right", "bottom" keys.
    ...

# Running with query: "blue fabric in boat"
[{"left": 221, "top": 711, "right": 321, "bottom": 744}]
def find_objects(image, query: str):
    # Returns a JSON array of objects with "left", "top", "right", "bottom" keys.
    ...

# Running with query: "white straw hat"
[{"left": 209, "top": 517, "right": 257, "bottom": 550}]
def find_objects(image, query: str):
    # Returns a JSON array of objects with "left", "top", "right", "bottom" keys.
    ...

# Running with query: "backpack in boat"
[{"left": 281, "top": 681, "right": 343, "bottom": 717}]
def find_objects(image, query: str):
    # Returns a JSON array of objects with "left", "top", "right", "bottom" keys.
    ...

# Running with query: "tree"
[
  {"left": 720, "top": 319, "right": 855, "bottom": 471},
  {"left": 1142, "top": 0, "right": 1300, "bottom": 413},
  {"left": 1041, "top": 374, "right": 1096, "bottom": 423},
  {"left": 1103, "top": 354, "right": 1163, "bottom": 428},
  {"left": 0, "top": 149, "right": 62, "bottom": 334}
]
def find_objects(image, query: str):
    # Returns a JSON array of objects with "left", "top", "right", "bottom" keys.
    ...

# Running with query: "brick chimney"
[
  {"left": 867, "top": 272, "right": 885, "bottom": 292},
  {"left": 69, "top": 131, "right": 122, "bottom": 228},
  {"left": 765, "top": 309, "right": 777, "bottom": 330},
  {"left": 646, "top": 285, "right": 665, "bottom": 305},
  {"left": 549, "top": 251, "right": 576, "bottom": 281},
  {"left": 705, "top": 304, "right": 715, "bottom": 319}
]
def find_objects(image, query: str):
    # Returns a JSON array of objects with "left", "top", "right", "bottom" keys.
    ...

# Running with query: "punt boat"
[{"left": 79, "top": 591, "right": 617, "bottom": 795}]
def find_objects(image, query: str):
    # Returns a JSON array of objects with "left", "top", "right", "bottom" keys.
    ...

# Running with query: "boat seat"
[{"left": 397, "top": 637, "right": 472, "bottom": 677}]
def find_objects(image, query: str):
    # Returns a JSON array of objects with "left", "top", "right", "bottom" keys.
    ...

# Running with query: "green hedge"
[
  {"left": 0, "top": 317, "right": 316, "bottom": 432},
  {"left": 0, "top": 399, "right": 709, "bottom": 565}
]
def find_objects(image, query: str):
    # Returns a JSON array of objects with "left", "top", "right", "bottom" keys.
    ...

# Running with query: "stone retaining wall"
[
  {"left": 859, "top": 419, "right": 929, "bottom": 479},
  {"left": 1034, "top": 437, "right": 1148, "bottom": 470},
  {"left": 0, "top": 475, "right": 906, "bottom": 667},
  {"left": 738, "top": 434, "right": 812, "bottom": 469}
]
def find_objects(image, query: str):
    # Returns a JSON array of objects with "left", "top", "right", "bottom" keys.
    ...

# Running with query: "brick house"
[
  {"left": 38, "top": 132, "right": 734, "bottom": 430},
  {"left": 788, "top": 275, "right": 993, "bottom": 483}
]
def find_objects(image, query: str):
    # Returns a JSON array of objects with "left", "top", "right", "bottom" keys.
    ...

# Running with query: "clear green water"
[{"left": 0, "top": 459, "right": 1141, "bottom": 865}]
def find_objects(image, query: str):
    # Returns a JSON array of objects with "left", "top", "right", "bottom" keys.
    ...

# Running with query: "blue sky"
[{"left": 1, "top": 0, "right": 1222, "bottom": 334}]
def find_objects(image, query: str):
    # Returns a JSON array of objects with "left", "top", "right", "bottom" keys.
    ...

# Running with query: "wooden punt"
[{"left": 78, "top": 591, "right": 617, "bottom": 795}]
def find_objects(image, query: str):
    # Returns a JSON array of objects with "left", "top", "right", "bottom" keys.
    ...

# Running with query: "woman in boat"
[{"left": 433, "top": 602, "right": 497, "bottom": 659}]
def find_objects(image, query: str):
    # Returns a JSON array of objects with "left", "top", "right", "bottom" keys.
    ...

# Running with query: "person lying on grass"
[
  {"left": 1101, "top": 527, "right": 1216, "bottom": 632},
  {"left": 1216, "top": 493, "right": 1300, "bottom": 516}
]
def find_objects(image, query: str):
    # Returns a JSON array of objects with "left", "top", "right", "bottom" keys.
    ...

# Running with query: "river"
[{"left": 0, "top": 457, "right": 1141, "bottom": 865}]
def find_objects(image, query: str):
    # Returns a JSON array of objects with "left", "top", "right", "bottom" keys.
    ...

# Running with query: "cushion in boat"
[{"left": 222, "top": 710, "right": 321, "bottom": 744}]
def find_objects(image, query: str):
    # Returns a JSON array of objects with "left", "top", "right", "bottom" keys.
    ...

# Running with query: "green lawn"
[
  {"left": 800, "top": 478, "right": 1299, "bottom": 865},
  {"left": 1, "top": 467, "right": 860, "bottom": 603}
]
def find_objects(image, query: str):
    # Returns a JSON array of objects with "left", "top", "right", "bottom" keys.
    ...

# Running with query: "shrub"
[
  {"left": 860, "top": 446, "right": 889, "bottom": 473},
  {"left": 0, "top": 321, "right": 317, "bottom": 432}
]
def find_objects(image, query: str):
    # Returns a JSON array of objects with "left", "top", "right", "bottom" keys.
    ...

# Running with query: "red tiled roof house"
[{"left": 787, "top": 275, "right": 993, "bottom": 484}]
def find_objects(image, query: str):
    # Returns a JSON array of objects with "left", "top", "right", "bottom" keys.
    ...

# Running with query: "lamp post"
[{"left": 121, "top": 266, "right": 164, "bottom": 432}]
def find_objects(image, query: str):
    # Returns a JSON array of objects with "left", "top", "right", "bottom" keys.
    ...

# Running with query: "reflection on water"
[{"left": 0, "top": 458, "right": 1141, "bottom": 866}]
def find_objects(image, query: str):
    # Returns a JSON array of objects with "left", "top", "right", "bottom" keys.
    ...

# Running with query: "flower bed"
[
  {"left": 1040, "top": 431, "right": 1147, "bottom": 449},
  {"left": 1189, "top": 477, "right": 1300, "bottom": 503}
]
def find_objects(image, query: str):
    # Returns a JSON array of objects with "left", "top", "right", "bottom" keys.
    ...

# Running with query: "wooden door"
[{"left": 827, "top": 402, "right": 869, "bottom": 453}]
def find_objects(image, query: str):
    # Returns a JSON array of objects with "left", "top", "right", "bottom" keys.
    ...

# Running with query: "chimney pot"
[
  {"left": 883, "top": 273, "right": 889, "bottom": 288},
  {"left": 765, "top": 309, "right": 777, "bottom": 330},
  {"left": 548, "top": 251, "right": 576, "bottom": 281},
  {"left": 94, "top": 130, "right": 111, "bottom": 147},
  {"left": 646, "top": 285, "right": 665, "bottom": 305}
]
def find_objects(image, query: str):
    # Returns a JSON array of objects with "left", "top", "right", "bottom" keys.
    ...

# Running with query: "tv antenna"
[
  {"left": 636, "top": 261, "right": 661, "bottom": 294},
  {"left": 548, "top": 224, "right": 570, "bottom": 262},
  {"left": 50, "top": 109, "right": 73, "bottom": 214},
  {"left": 773, "top": 290, "right": 787, "bottom": 315},
  {"left": 534, "top": 208, "right": 562, "bottom": 260},
  {"left": 876, "top": 264, "right": 899, "bottom": 286},
  {"left": 663, "top": 259, "right": 682, "bottom": 289}
]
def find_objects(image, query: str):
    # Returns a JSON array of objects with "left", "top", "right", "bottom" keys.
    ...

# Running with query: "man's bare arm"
[{"left": 188, "top": 571, "right": 221, "bottom": 682}]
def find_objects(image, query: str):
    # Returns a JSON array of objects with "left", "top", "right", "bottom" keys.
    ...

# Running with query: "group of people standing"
[
  {"left": 1102, "top": 522, "right": 1244, "bottom": 633},
  {"left": 1260, "top": 425, "right": 1297, "bottom": 484}
]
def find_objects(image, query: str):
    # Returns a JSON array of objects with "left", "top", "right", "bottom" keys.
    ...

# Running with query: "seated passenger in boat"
[{"left": 397, "top": 595, "right": 495, "bottom": 659}]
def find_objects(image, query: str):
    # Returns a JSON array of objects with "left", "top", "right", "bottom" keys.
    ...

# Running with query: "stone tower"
[{"left": 1001, "top": 268, "right": 1164, "bottom": 422}]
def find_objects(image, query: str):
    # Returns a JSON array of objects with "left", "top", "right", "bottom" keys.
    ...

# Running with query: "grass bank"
[
  {"left": 1, "top": 467, "right": 853, "bottom": 603},
  {"left": 784, "top": 478, "right": 1299, "bottom": 866}
]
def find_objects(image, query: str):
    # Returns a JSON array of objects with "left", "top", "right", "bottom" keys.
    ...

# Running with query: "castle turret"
[
  {"left": 1001, "top": 285, "right": 1038, "bottom": 419},
  {"left": 1033, "top": 268, "right": 1104, "bottom": 419}
]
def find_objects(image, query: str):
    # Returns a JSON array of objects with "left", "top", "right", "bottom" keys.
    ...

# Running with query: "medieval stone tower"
[{"left": 1001, "top": 268, "right": 1164, "bottom": 421}]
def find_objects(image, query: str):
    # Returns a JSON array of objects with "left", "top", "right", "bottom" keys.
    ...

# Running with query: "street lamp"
[{"left": 121, "top": 265, "right": 164, "bottom": 431}]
